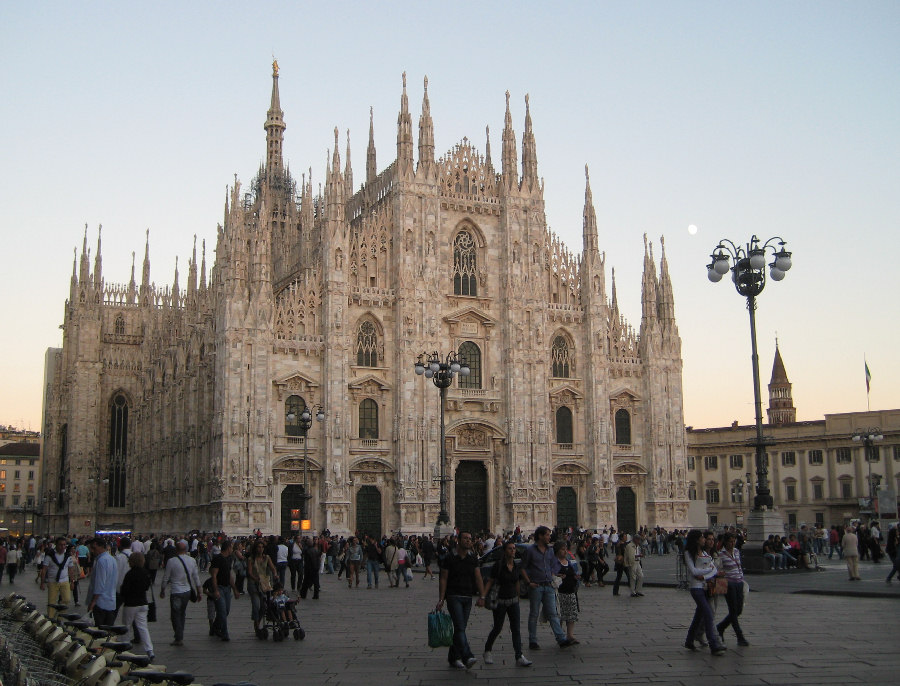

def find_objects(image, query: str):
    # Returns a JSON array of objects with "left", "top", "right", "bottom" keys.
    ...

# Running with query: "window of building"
[
  {"left": 730, "top": 483, "right": 743, "bottom": 503},
  {"left": 808, "top": 450, "right": 823, "bottom": 465},
  {"left": 108, "top": 393, "right": 128, "bottom": 507},
  {"left": 12, "top": 484, "right": 18, "bottom": 493},
  {"left": 28, "top": 471, "right": 34, "bottom": 480},
  {"left": 457, "top": 341, "right": 482, "bottom": 389},
  {"left": 866, "top": 446, "right": 880, "bottom": 462},
  {"left": 688, "top": 484, "right": 697, "bottom": 500},
  {"left": 29, "top": 460, "right": 35, "bottom": 466},
  {"left": 114, "top": 315, "right": 125, "bottom": 335},
  {"left": 555, "top": 406, "right": 573, "bottom": 445},
  {"left": 0, "top": 470, "right": 5, "bottom": 480},
  {"left": 705, "top": 488, "right": 720, "bottom": 504},
  {"left": 704, "top": 455, "right": 718, "bottom": 471},
  {"left": 787, "top": 512, "right": 797, "bottom": 529},
  {"left": 0, "top": 459, "right": 5, "bottom": 465},
  {"left": 452, "top": 230, "right": 478, "bottom": 296},
  {"left": 840, "top": 480, "right": 852, "bottom": 499},
  {"left": 812, "top": 482, "right": 824, "bottom": 500},
  {"left": 687, "top": 456, "right": 695, "bottom": 471},
  {"left": 551, "top": 336, "right": 572, "bottom": 378},
  {"left": 355, "top": 320, "right": 379, "bottom": 367},
  {"left": 709, "top": 514, "right": 718, "bottom": 527},
  {"left": 836, "top": 447, "right": 852, "bottom": 464},
  {"left": 729, "top": 454, "right": 743, "bottom": 469},
  {"left": 785, "top": 483, "right": 796, "bottom": 501},
  {"left": 13, "top": 471, "right": 20, "bottom": 480},
  {"left": 782, "top": 452, "right": 796, "bottom": 467},
  {"left": 26, "top": 484, "right": 33, "bottom": 493},
  {"left": 615, "top": 409, "right": 631, "bottom": 445},
  {"left": 0, "top": 484, "right": 5, "bottom": 492},
  {"left": 285, "top": 395, "right": 306, "bottom": 437},
  {"left": 0, "top": 496, "right": 4, "bottom": 507},
  {"left": 894, "top": 445, "right": 900, "bottom": 461},
  {"left": 814, "top": 512, "right": 824, "bottom": 527},
  {"left": 12, "top": 496, "right": 19, "bottom": 506},
  {"left": 359, "top": 399, "right": 379, "bottom": 439}
]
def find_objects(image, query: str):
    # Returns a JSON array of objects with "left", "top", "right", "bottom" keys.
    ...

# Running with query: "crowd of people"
[{"left": 0, "top": 518, "right": 895, "bottom": 669}]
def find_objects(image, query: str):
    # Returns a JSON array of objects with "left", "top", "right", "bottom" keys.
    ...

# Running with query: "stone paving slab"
[{"left": 3, "top": 556, "right": 900, "bottom": 685}]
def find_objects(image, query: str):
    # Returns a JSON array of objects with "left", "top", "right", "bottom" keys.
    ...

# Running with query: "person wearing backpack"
[{"left": 40, "top": 536, "right": 76, "bottom": 618}]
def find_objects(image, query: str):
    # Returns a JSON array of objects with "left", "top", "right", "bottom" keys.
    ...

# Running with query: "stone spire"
[
  {"left": 172, "top": 256, "right": 180, "bottom": 302},
  {"left": 344, "top": 129, "right": 353, "bottom": 201},
  {"left": 128, "top": 251, "right": 136, "bottom": 303},
  {"left": 641, "top": 234, "right": 658, "bottom": 325},
  {"left": 396, "top": 72, "right": 414, "bottom": 177},
  {"left": 521, "top": 94, "right": 538, "bottom": 191},
  {"left": 418, "top": 76, "right": 434, "bottom": 169},
  {"left": 657, "top": 236, "right": 676, "bottom": 326},
  {"left": 327, "top": 127, "right": 344, "bottom": 215},
  {"left": 501, "top": 91, "right": 518, "bottom": 190},
  {"left": 484, "top": 125, "right": 493, "bottom": 172},
  {"left": 93, "top": 225, "right": 103, "bottom": 288},
  {"left": 767, "top": 341, "right": 796, "bottom": 425},
  {"left": 610, "top": 267, "right": 618, "bottom": 314},
  {"left": 583, "top": 165, "right": 598, "bottom": 254},
  {"left": 79, "top": 224, "right": 90, "bottom": 284},
  {"left": 265, "top": 59, "right": 286, "bottom": 177},
  {"left": 187, "top": 235, "right": 198, "bottom": 302},
  {"left": 200, "top": 239, "right": 207, "bottom": 292},
  {"left": 141, "top": 229, "right": 151, "bottom": 299},
  {"left": 366, "top": 106, "right": 377, "bottom": 184}
]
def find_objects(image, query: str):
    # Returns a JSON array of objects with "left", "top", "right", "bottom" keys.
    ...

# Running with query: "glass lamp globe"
[
  {"left": 316, "top": 410, "right": 325, "bottom": 422},
  {"left": 775, "top": 250, "right": 792, "bottom": 272},
  {"left": 414, "top": 363, "right": 424, "bottom": 375},
  {"left": 424, "top": 369, "right": 434, "bottom": 379},
  {"left": 749, "top": 248, "right": 766, "bottom": 270},
  {"left": 769, "top": 267, "right": 785, "bottom": 281},
  {"left": 707, "top": 267, "right": 723, "bottom": 283},
  {"left": 713, "top": 253, "right": 731, "bottom": 275},
  {"left": 450, "top": 361, "right": 460, "bottom": 373},
  {"left": 429, "top": 360, "right": 440, "bottom": 373},
  {"left": 460, "top": 365, "right": 471, "bottom": 376}
]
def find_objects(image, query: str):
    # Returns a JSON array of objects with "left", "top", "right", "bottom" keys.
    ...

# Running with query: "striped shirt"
[{"left": 718, "top": 547, "right": 744, "bottom": 582}]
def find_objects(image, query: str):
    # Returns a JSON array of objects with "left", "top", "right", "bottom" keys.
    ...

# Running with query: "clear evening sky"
[{"left": 1, "top": 2, "right": 897, "bottom": 431}]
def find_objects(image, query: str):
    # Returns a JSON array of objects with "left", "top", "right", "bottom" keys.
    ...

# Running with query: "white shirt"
[
  {"left": 276, "top": 544, "right": 289, "bottom": 564},
  {"left": 116, "top": 549, "right": 133, "bottom": 591},
  {"left": 42, "top": 549, "right": 75, "bottom": 582},
  {"left": 161, "top": 553, "right": 201, "bottom": 594},
  {"left": 130, "top": 539, "right": 145, "bottom": 554}
]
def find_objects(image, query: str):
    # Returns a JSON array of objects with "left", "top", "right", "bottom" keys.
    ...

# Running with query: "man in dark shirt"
[
  {"left": 208, "top": 540, "right": 240, "bottom": 641},
  {"left": 300, "top": 538, "right": 321, "bottom": 599},
  {"left": 521, "top": 525, "right": 570, "bottom": 649},
  {"left": 364, "top": 536, "right": 382, "bottom": 589},
  {"left": 436, "top": 532, "right": 485, "bottom": 669}
]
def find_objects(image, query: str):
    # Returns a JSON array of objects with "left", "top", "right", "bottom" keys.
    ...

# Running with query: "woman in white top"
[{"left": 683, "top": 529, "right": 726, "bottom": 655}]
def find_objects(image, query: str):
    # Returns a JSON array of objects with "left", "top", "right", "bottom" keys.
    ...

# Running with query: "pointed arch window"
[
  {"left": 555, "top": 406, "right": 573, "bottom": 445},
  {"left": 108, "top": 394, "right": 128, "bottom": 507},
  {"left": 551, "top": 336, "right": 572, "bottom": 378},
  {"left": 285, "top": 395, "right": 306, "bottom": 437},
  {"left": 453, "top": 230, "right": 478, "bottom": 296},
  {"left": 359, "top": 399, "right": 379, "bottom": 439},
  {"left": 458, "top": 341, "right": 481, "bottom": 389},
  {"left": 114, "top": 316, "right": 125, "bottom": 336},
  {"left": 356, "top": 320, "right": 378, "bottom": 367},
  {"left": 615, "top": 408, "right": 631, "bottom": 446}
]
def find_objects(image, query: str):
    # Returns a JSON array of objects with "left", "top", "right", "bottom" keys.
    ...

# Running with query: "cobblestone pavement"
[{"left": 4, "top": 554, "right": 899, "bottom": 686}]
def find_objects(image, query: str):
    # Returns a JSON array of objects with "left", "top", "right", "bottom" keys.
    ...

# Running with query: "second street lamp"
[
  {"left": 852, "top": 427, "right": 883, "bottom": 517},
  {"left": 287, "top": 404, "right": 324, "bottom": 527},
  {"left": 413, "top": 350, "right": 469, "bottom": 536}
]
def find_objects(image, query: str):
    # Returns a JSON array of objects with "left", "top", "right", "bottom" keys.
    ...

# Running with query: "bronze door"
[
  {"left": 616, "top": 486, "right": 637, "bottom": 535},
  {"left": 355, "top": 485, "right": 382, "bottom": 539},
  {"left": 454, "top": 461, "right": 488, "bottom": 534},
  {"left": 556, "top": 486, "right": 578, "bottom": 531},
  {"left": 280, "top": 484, "right": 307, "bottom": 540}
]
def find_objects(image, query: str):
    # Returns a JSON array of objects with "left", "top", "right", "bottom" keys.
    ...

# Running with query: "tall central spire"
[
  {"left": 397, "top": 72, "right": 414, "bottom": 177},
  {"left": 265, "top": 59, "right": 286, "bottom": 177}
]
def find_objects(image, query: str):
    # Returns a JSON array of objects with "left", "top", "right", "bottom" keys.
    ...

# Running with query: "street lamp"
[
  {"left": 413, "top": 350, "right": 470, "bottom": 536},
  {"left": 852, "top": 427, "right": 883, "bottom": 511},
  {"left": 287, "top": 404, "right": 325, "bottom": 523},
  {"left": 734, "top": 479, "right": 745, "bottom": 524},
  {"left": 707, "top": 235, "right": 792, "bottom": 512}
]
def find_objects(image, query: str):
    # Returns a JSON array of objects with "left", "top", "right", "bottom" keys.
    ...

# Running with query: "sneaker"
[
  {"left": 170, "top": 639, "right": 183, "bottom": 646},
  {"left": 529, "top": 642, "right": 541, "bottom": 650},
  {"left": 451, "top": 659, "right": 465, "bottom": 669},
  {"left": 683, "top": 642, "right": 697, "bottom": 651},
  {"left": 559, "top": 639, "right": 573, "bottom": 648},
  {"left": 483, "top": 651, "right": 494, "bottom": 665},
  {"left": 465, "top": 657, "right": 478, "bottom": 669},
  {"left": 711, "top": 646, "right": 727, "bottom": 656},
  {"left": 516, "top": 655, "right": 533, "bottom": 667},
  {"left": 737, "top": 637, "right": 750, "bottom": 647},
  {"left": 636, "top": 592, "right": 645, "bottom": 597}
]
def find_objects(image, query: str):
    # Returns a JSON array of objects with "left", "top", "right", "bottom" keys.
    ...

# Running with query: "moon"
[{"left": 688, "top": 224, "right": 698, "bottom": 236}]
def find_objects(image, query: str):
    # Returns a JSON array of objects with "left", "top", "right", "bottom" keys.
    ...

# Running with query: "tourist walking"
[
  {"left": 554, "top": 541, "right": 580, "bottom": 645},
  {"left": 521, "top": 525, "right": 571, "bottom": 649},
  {"left": 482, "top": 540, "right": 531, "bottom": 667},
  {"left": 886, "top": 526, "right": 900, "bottom": 583},
  {"left": 683, "top": 529, "right": 726, "bottom": 656},
  {"left": 87, "top": 538, "right": 118, "bottom": 627},
  {"left": 246, "top": 540, "right": 276, "bottom": 634},
  {"left": 364, "top": 535, "right": 382, "bottom": 589},
  {"left": 842, "top": 526, "right": 860, "bottom": 581},
  {"left": 288, "top": 535, "right": 303, "bottom": 590},
  {"left": 437, "top": 531, "right": 485, "bottom": 669},
  {"left": 121, "top": 552, "right": 154, "bottom": 660},
  {"left": 716, "top": 532, "right": 749, "bottom": 646},
  {"left": 611, "top": 535, "right": 630, "bottom": 595},
  {"left": 40, "top": 537, "right": 76, "bottom": 618},
  {"left": 625, "top": 533, "right": 644, "bottom": 597},
  {"left": 345, "top": 536, "right": 363, "bottom": 588},
  {"left": 208, "top": 539, "right": 240, "bottom": 641},
  {"left": 159, "top": 541, "right": 202, "bottom": 646},
  {"left": 5, "top": 545, "right": 19, "bottom": 583},
  {"left": 300, "top": 537, "right": 321, "bottom": 599}
]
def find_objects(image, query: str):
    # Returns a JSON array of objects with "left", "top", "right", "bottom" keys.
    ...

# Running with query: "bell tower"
[{"left": 767, "top": 341, "right": 796, "bottom": 425}]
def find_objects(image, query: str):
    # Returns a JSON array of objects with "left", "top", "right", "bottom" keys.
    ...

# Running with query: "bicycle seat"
[
  {"left": 49, "top": 602, "right": 69, "bottom": 610},
  {"left": 59, "top": 612, "right": 83, "bottom": 621},
  {"left": 99, "top": 624, "right": 129, "bottom": 635},
  {"left": 83, "top": 628, "right": 109, "bottom": 639},
  {"left": 64, "top": 619, "right": 93, "bottom": 630},
  {"left": 118, "top": 652, "right": 152, "bottom": 667},
  {"left": 101, "top": 640, "right": 133, "bottom": 651}
]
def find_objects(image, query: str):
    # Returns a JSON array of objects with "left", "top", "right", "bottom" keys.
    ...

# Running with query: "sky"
[{"left": 1, "top": 2, "right": 898, "bottom": 432}]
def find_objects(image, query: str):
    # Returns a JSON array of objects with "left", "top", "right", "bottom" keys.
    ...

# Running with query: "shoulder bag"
[{"left": 177, "top": 556, "right": 199, "bottom": 602}]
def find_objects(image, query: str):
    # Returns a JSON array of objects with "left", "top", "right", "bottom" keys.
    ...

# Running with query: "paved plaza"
[{"left": 5, "top": 553, "right": 899, "bottom": 685}]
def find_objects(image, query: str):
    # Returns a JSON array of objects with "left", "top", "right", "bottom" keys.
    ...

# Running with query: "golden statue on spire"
[{"left": 272, "top": 58, "right": 279, "bottom": 76}]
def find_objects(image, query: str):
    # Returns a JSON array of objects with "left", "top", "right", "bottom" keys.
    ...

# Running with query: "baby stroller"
[{"left": 256, "top": 590, "right": 305, "bottom": 642}]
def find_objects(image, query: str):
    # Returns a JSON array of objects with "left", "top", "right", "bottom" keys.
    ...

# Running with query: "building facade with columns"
[
  {"left": 686, "top": 345, "right": 900, "bottom": 530},
  {"left": 41, "top": 66, "right": 690, "bottom": 537}
]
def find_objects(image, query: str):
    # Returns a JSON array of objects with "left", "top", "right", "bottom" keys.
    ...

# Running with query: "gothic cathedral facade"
[{"left": 41, "top": 66, "right": 690, "bottom": 537}]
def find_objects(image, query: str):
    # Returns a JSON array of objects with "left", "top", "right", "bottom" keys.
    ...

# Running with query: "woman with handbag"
[
  {"left": 345, "top": 537, "right": 363, "bottom": 589},
  {"left": 716, "top": 532, "right": 749, "bottom": 646},
  {"left": 246, "top": 540, "right": 276, "bottom": 634},
  {"left": 683, "top": 529, "right": 726, "bottom": 656},
  {"left": 554, "top": 541, "right": 580, "bottom": 645},
  {"left": 481, "top": 541, "right": 532, "bottom": 667},
  {"left": 121, "top": 552, "right": 154, "bottom": 660}
]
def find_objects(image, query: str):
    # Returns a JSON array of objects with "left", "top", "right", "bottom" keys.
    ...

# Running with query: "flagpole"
[{"left": 865, "top": 357, "right": 871, "bottom": 412}]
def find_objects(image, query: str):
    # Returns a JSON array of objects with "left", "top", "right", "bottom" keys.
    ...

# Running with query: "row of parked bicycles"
[{"left": 0, "top": 594, "right": 254, "bottom": 686}]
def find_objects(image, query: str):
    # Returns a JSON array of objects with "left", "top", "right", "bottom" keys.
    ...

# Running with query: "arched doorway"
[
  {"left": 556, "top": 487, "right": 577, "bottom": 531},
  {"left": 454, "top": 461, "right": 488, "bottom": 534},
  {"left": 616, "top": 486, "right": 637, "bottom": 535},
  {"left": 280, "top": 485, "right": 307, "bottom": 540},
  {"left": 356, "top": 485, "right": 382, "bottom": 538}
]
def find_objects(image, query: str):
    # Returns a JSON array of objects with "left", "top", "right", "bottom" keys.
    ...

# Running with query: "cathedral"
[{"left": 41, "top": 64, "right": 690, "bottom": 537}]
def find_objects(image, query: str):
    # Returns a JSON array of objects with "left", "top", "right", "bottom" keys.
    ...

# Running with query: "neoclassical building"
[{"left": 41, "top": 66, "right": 690, "bottom": 537}]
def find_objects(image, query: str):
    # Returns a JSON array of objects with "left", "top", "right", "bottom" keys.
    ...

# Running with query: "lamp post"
[
  {"left": 707, "top": 235, "right": 792, "bottom": 512},
  {"left": 852, "top": 427, "right": 883, "bottom": 516},
  {"left": 734, "top": 479, "right": 745, "bottom": 524},
  {"left": 287, "top": 405, "right": 324, "bottom": 525},
  {"left": 413, "top": 350, "right": 470, "bottom": 537}
]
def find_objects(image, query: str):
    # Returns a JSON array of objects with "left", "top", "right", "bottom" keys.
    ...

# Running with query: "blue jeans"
[
  {"left": 213, "top": 587, "right": 232, "bottom": 638},
  {"left": 169, "top": 591, "right": 190, "bottom": 641},
  {"left": 247, "top": 580, "right": 263, "bottom": 624},
  {"left": 484, "top": 600, "right": 523, "bottom": 658},
  {"left": 445, "top": 595, "right": 474, "bottom": 664},
  {"left": 829, "top": 543, "right": 843, "bottom": 560},
  {"left": 688, "top": 588, "right": 722, "bottom": 651},
  {"left": 716, "top": 580, "right": 745, "bottom": 639},
  {"left": 366, "top": 560, "right": 380, "bottom": 587},
  {"left": 527, "top": 584, "right": 566, "bottom": 645}
]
